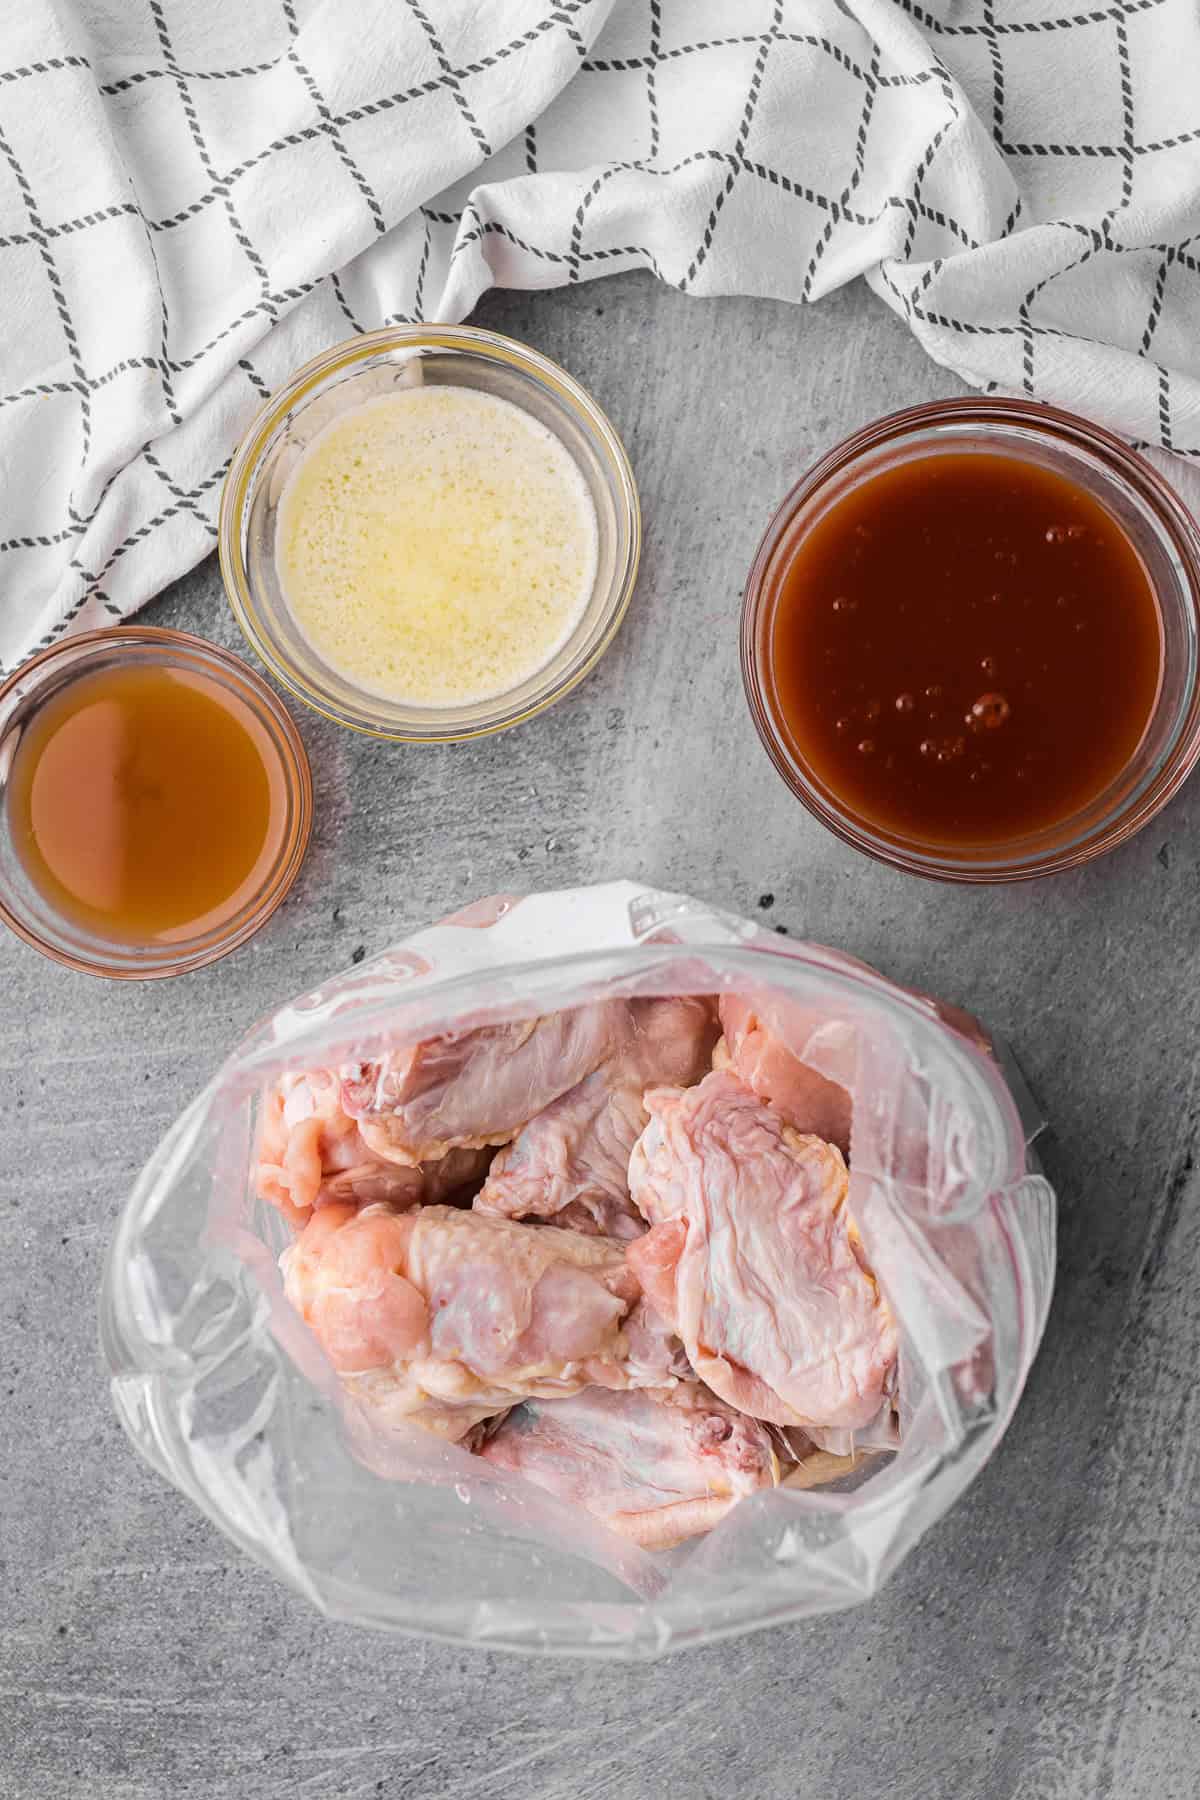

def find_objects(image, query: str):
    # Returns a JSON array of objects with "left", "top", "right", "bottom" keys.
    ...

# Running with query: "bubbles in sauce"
[
  {"left": 765, "top": 451, "right": 1162, "bottom": 846},
  {"left": 967, "top": 693, "right": 1010, "bottom": 732}
]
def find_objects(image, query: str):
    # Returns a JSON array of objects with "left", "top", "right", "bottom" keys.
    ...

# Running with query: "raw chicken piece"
[
  {"left": 627, "top": 1070, "right": 896, "bottom": 1431},
  {"left": 316, "top": 1143, "right": 490, "bottom": 1211},
  {"left": 256, "top": 1071, "right": 489, "bottom": 1230},
  {"left": 478, "top": 1384, "right": 781, "bottom": 1549},
  {"left": 475, "top": 997, "right": 718, "bottom": 1239},
  {"left": 282, "top": 1202, "right": 686, "bottom": 1441},
  {"left": 781, "top": 1447, "right": 872, "bottom": 1490},
  {"left": 791, "top": 1405, "right": 901, "bottom": 1460},
  {"left": 715, "top": 993, "right": 852, "bottom": 1156},
  {"left": 340, "top": 1001, "right": 632, "bottom": 1166}
]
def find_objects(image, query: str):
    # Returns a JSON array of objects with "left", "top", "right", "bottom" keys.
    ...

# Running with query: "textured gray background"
[{"left": 3, "top": 274, "right": 1199, "bottom": 1799}]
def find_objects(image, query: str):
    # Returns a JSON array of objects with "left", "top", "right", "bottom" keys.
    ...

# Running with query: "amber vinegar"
[{"left": 8, "top": 662, "right": 286, "bottom": 945}]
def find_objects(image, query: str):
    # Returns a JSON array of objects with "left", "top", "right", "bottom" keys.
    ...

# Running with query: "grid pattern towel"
[{"left": 2, "top": 0, "right": 1199, "bottom": 671}]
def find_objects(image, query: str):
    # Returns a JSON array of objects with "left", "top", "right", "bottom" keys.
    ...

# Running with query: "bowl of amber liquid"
[
  {"left": 0, "top": 629, "right": 312, "bottom": 977},
  {"left": 743, "top": 397, "right": 1200, "bottom": 881}
]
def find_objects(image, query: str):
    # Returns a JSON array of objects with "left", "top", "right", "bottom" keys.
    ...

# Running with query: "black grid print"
[{"left": 1, "top": 0, "right": 1199, "bottom": 671}]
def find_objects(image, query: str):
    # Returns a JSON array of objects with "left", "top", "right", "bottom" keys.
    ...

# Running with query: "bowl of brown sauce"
[
  {"left": 0, "top": 628, "right": 312, "bottom": 976},
  {"left": 742, "top": 397, "right": 1200, "bottom": 881}
]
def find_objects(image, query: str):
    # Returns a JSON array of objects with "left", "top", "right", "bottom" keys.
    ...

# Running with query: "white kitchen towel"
[{"left": 1, "top": 0, "right": 1198, "bottom": 671}]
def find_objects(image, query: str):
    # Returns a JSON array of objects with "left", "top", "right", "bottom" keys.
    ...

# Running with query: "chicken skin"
[
  {"left": 627, "top": 1071, "right": 896, "bottom": 1431},
  {"left": 477, "top": 1384, "right": 781, "bottom": 1549},
  {"left": 339, "top": 1001, "right": 632, "bottom": 1166},
  {"left": 714, "top": 994, "right": 852, "bottom": 1157},
  {"left": 256, "top": 1070, "right": 489, "bottom": 1230},
  {"left": 475, "top": 997, "right": 718, "bottom": 1239},
  {"left": 282, "top": 1202, "right": 686, "bottom": 1441}
]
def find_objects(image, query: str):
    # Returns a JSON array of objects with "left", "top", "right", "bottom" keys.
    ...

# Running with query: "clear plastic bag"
[{"left": 102, "top": 881, "right": 1055, "bottom": 1658}]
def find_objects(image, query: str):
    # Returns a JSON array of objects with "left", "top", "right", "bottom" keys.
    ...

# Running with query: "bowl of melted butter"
[{"left": 220, "top": 327, "right": 640, "bottom": 741}]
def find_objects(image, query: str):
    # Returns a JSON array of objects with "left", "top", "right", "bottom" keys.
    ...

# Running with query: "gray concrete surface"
[{"left": 3, "top": 272, "right": 1199, "bottom": 1800}]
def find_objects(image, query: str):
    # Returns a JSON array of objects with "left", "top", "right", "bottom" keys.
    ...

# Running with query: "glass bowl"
[
  {"left": 219, "top": 325, "right": 641, "bottom": 742},
  {"left": 742, "top": 397, "right": 1200, "bottom": 882},
  {"left": 0, "top": 628, "right": 312, "bottom": 978}
]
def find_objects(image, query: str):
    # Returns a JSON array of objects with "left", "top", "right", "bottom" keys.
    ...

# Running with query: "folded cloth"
[{"left": 1, "top": 0, "right": 1198, "bottom": 670}]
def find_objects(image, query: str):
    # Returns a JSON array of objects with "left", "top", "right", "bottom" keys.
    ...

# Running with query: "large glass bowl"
[{"left": 219, "top": 326, "right": 641, "bottom": 742}]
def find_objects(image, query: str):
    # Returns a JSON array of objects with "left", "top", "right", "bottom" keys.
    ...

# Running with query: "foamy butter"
[{"left": 276, "top": 386, "right": 599, "bottom": 706}]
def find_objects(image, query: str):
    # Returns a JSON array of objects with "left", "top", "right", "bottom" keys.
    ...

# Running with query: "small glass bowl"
[
  {"left": 219, "top": 325, "right": 641, "bottom": 742},
  {"left": 0, "top": 628, "right": 312, "bottom": 978},
  {"left": 742, "top": 397, "right": 1200, "bottom": 882}
]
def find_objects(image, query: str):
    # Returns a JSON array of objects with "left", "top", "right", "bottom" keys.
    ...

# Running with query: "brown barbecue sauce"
[{"left": 767, "top": 451, "right": 1162, "bottom": 846}]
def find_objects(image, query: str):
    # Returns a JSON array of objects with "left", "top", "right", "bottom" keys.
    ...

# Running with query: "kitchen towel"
[{"left": 1, "top": 0, "right": 1198, "bottom": 670}]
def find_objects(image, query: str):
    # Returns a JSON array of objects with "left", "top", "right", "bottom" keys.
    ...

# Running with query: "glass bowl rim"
[
  {"left": 741, "top": 395, "right": 1200, "bottom": 884},
  {"left": 218, "top": 323, "right": 642, "bottom": 744},
  {"left": 0, "top": 625, "right": 313, "bottom": 978}
]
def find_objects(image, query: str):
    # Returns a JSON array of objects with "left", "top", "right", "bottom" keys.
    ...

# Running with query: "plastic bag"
[{"left": 102, "top": 881, "right": 1055, "bottom": 1658}]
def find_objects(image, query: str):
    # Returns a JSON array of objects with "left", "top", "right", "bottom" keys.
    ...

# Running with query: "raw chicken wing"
[
  {"left": 340, "top": 1001, "right": 631, "bottom": 1165},
  {"left": 715, "top": 993, "right": 852, "bottom": 1156},
  {"left": 475, "top": 997, "right": 718, "bottom": 1238},
  {"left": 282, "top": 1202, "right": 685, "bottom": 1441},
  {"left": 627, "top": 1070, "right": 896, "bottom": 1430},
  {"left": 478, "top": 1384, "right": 781, "bottom": 1549},
  {"left": 256, "top": 1070, "right": 489, "bottom": 1230}
]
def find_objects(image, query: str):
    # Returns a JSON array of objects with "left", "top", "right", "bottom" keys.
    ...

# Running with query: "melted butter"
[{"left": 276, "top": 387, "right": 599, "bottom": 707}]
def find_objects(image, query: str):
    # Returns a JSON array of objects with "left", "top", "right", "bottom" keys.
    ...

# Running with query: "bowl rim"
[
  {"left": 218, "top": 323, "right": 642, "bottom": 743},
  {"left": 741, "top": 395, "right": 1200, "bottom": 884},
  {"left": 0, "top": 625, "right": 313, "bottom": 978}
]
